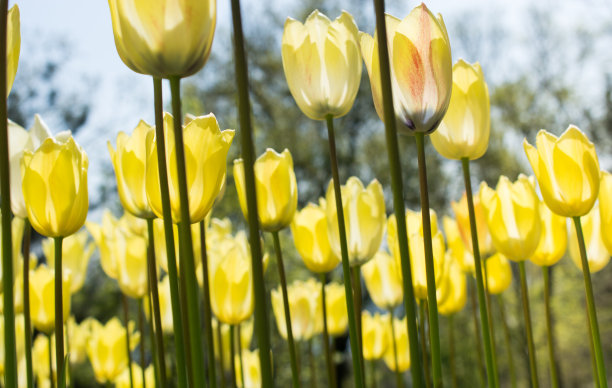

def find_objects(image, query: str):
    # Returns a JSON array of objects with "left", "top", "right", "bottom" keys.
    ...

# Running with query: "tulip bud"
[
  {"left": 360, "top": 5, "right": 452, "bottom": 134},
  {"left": 272, "top": 278, "right": 322, "bottom": 341},
  {"left": 146, "top": 113, "right": 234, "bottom": 224},
  {"left": 524, "top": 126, "right": 600, "bottom": 217},
  {"left": 234, "top": 149, "right": 298, "bottom": 232},
  {"left": 530, "top": 202, "right": 567, "bottom": 267},
  {"left": 67, "top": 316, "right": 93, "bottom": 364},
  {"left": 282, "top": 10, "right": 361, "bottom": 120},
  {"left": 438, "top": 255, "right": 467, "bottom": 315},
  {"left": 156, "top": 276, "right": 174, "bottom": 334},
  {"left": 361, "top": 251, "right": 403, "bottom": 309},
  {"left": 7, "top": 5, "right": 19, "bottom": 97},
  {"left": 569, "top": 206, "right": 610, "bottom": 273},
  {"left": 32, "top": 333, "right": 65, "bottom": 382},
  {"left": 483, "top": 253, "right": 512, "bottom": 295},
  {"left": 442, "top": 216, "right": 474, "bottom": 273},
  {"left": 235, "top": 349, "right": 262, "bottom": 388},
  {"left": 29, "top": 264, "right": 71, "bottom": 334},
  {"left": 324, "top": 282, "right": 348, "bottom": 336},
  {"left": 362, "top": 311, "right": 389, "bottom": 360},
  {"left": 451, "top": 189, "right": 494, "bottom": 256},
  {"left": 43, "top": 230, "right": 94, "bottom": 294},
  {"left": 108, "top": 0, "right": 216, "bottom": 78},
  {"left": 115, "top": 363, "right": 155, "bottom": 388},
  {"left": 383, "top": 317, "right": 410, "bottom": 372},
  {"left": 326, "top": 177, "right": 386, "bottom": 267}
]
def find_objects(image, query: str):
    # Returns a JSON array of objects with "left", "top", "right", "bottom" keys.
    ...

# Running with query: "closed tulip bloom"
[
  {"left": 234, "top": 149, "right": 298, "bottom": 231},
  {"left": 291, "top": 200, "right": 340, "bottom": 273},
  {"left": 442, "top": 216, "right": 474, "bottom": 273},
  {"left": 524, "top": 126, "right": 600, "bottom": 217},
  {"left": 272, "top": 278, "right": 322, "bottom": 341},
  {"left": 361, "top": 251, "right": 403, "bottom": 309},
  {"left": 360, "top": 5, "right": 452, "bottom": 134},
  {"left": 115, "top": 363, "right": 154, "bottom": 388},
  {"left": 108, "top": 120, "right": 155, "bottom": 219},
  {"left": 598, "top": 171, "right": 612, "bottom": 252},
  {"left": 108, "top": 0, "right": 216, "bottom": 78},
  {"left": 156, "top": 276, "right": 174, "bottom": 333},
  {"left": 29, "top": 264, "right": 71, "bottom": 334},
  {"left": 451, "top": 189, "right": 494, "bottom": 256},
  {"left": 362, "top": 311, "right": 389, "bottom": 360},
  {"left": 114, "top": 226, "right": 148, "bottom": 299},
  {"left": 324, "top": 282, "right": 348, "bottom": 336},
  {"left": 431, "top": 60, "right": 490, "bottom": 159},
  {"left": 146, "top": 113, "right": 234, "bottom": 224},
  {"left": 383, "top": 317, "right": 410, "bottom": 372},
  {"left": 569, "top": 206, "right": 610, "bottom": 273},
  {"left": 235, "top": 349, "right": 261, "bottom": 388},
  {"left": 480, "top": 175, "right": 541, "bottom": 262},
  {"left": 87, "top": 210, "right": 120, "bottom": 279},
  {"left": 326, "top": 177, "right": 386, "bottom": 266},
  {"left": 22, "top": 133, "right": 88, "bottom": 237},
  {"left": 530, "top": 202, "right": 567, "bottom": 266},
  {"left": 484, "top": 253, "right": 512, "bottom": 295},
  {"left": 6, "top": 5, "right": 19, "bottom": 96},
  {"left": 43, "top": 230, "right": 94, "bottom": 294},
  {"left": 282, "top": 10, "right": 361, "bottom": 120},
  {"left": 87, "top": 318, "right": 140, "bottom": 384},
  {"left": 67, "top": 316, "right": 93, "bottom": 364},
  {"left": 32, "top": 334, "right": 64, "bottom": 382},
  {"left": 438, "top": 255, "right": 467, "bottom": 315}
]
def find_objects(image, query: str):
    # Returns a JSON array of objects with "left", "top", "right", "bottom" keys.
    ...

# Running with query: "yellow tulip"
[
  {"left": 0, "top": 215, "right": 24, "bottom": 290},
  {"left": 326, "top": 177, "right": 386, "bottom": 266},
  {"left": 383, "top": 316, "right": 410, "bottom": 372},
  {"left": 7, "top": 4, "right": 19, "bottom": 96},
  {"left": 524, "top": 126, "right": 600, "bottom": 217},
  {"left": 272, "top": 278, "right": 322, "bottom": 341},
  {"left": 22, "top": 133, "right": 88, "bottom": 238},
  {"left": 438, "top": 255, "right": 467, "bottom": 315},
  {"left": 480, "top": 175, "right": 541, "bottom": 262},
  {"left": 324, "top": 282, "right": 348, "bottom": 336},
  {"left": 235, "top": 349, "right": 262, "bottom": 388},
  {"left": 442, "top": 215, "right": 474, "bottom": 273},
  {"left": 234, "top": 148, "right": 298, "bottom": 232},
  {"left": 108, "top": 0, "right": 216, "bottom": 78},
  {"left": 569, "top": 206, "right": 610, "bottom": 273},
  {"left": 32, "top": 334, "right": 64, "bottom": 382},
  {"left": 282, "top": 10, "right": 361, "bottom": 120},
  {"left": 146, "top": 113, "right": 234, "bottom": 224},
  {"left": 451, "top": 189, "right": 494, "bottom": 256},
  {"left": 361, "top": 251, "right": 403, "bottom": 309},
  {"left": 29, "top": 264, "right": 71, "bottom": 334},
  {"left": 530, "top": 202, "right": 567, "bottom": 267},
  {"left": 43, "top": 230, "right": 94, "bottom": 294},
  {"left": 431, "top": 60, "right": 490, "bottom": 159},
  {"left": 108, "top": 120, "right": 155, "bottom": 219},
  {"left": 115, "top": 363, "right": 154, "bottom": 388},
  {"left": 361, "top": 311, "right": 389, "bottom": 360},
  {"left": 67, "top": 316, "right": 93, "bottom": 364},
  {"left": 153, "top": 217, "right": 201, "bottom": 274},
  {"left": 360, "top": 5, "right": 452, "bottom": 133},
  {"left": 87, "top": 210, "right": 120, "bottom": 279},
  {"left": 119, "top": 211, "right": 148, "bottom": 237},
  {"left": 598, "top": 171, "right": 612, "bottom": 253},
  {"left": 87, "top": 317, "right": 140, "bottom": 384},
  {"left": 291, "top": 200, "right": 340, "bottom": 273},
  {"left": 156, "top": 276, "right": 174, "bottom": 334},
  {"left": 483, "top": 253, "right": 512, "bottom": 295}
]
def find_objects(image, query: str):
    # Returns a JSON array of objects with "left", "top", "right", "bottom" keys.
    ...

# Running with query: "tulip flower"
[
  {"left": 361, "top": 251, "right": 403, "bottom": 310},
  {"left": 442, "top": 216, "right": 474, "bottom": 273},
  {"left": 383, "top": 317, "right": 410, "bottom": 372},
  {"left": 530, "top": 202, "right": 567, "bottom": 267},
  {"left": 115, "top": 363, "right": 154, "bottom": 388},
  {"left": 6, "top": 4, "right": 19, "bottom": 97},
  {"left": 146, "top": 113, "right": 234, "bottom": 224},
  {"left": 484, "top": 253, "right": 512, "bottom": 295},
  {"left": 326, "top": 177, "right": 386, "bottom": 266},
  {"left": 451, "top": 189, "right": 494, "bottom": 256},
  {"left": 22, "top": 133, "right": 88, "bottom": 238},
  {"left": 234, "top": 149, "right": 298, "bottom": 232},
  {"left": 87, "top": 317, "right": 140, "bottom": 384},
  {"left": 598, "top": 171, "right": 612, "bottom": 253},
  {"left": 108, "top": 0, "right": 216, "bottom": 78},
  {"left": 361, "top": 311, "right": 389, "bottom": 360},
  {"left": 67, "top": 317, "right": 93, "bottom": 364},
  {"left": 32, "top": 334, "right": 64, "bottom": 382},
  {"left": 360, "top": 5, "right": 452, "bottom": 134},
  {"left": 108, "top": 120, "right": 155, "bottom": 219},
  {"left": 86, "top": 210, "right": 121, "bottom": 279},
  {"left": 291, "top": 200, "right": 340, "bottom": 273},
  {"left": 524, "top": 126, "right": 600, "bottom": 218},
  {"left": 155, "top": 276, "right": 174, "bottom": 334},
  {"left": 569, "top": 206, "right": 610, "bottom": 273},
  {"left": 324, "top": 282, "right": 348, "bottom": 336},
  {"left": 431, "top": 60, "right": 490, "bottom": 159},
  {"left": 235, "top": 349, "right": 261, "bottom": 388},
  {"left": 438, "top": 256, "right": 467, "bottom": 315},
  {"left": 153, "top": 217, "right": 202, "bottom": 273},
  {"left": 29, "top": 265, "right": 71, "bottom": 334},
  {"left": 480, "top": 175, "right": 541, "bottom": 262},
  {"left": 43, "top": 230, "right": 94, "bottom": 294},
  {"left": 272, "top": 278, "right": 322, "bottom": 341},
  {"left": 282, "top": 10, "right": 361, "bottom": 121}
]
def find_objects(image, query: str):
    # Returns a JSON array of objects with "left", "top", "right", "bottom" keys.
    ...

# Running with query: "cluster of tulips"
[{"left": 0, "top": 0, "right": 609, "bottom": 388}]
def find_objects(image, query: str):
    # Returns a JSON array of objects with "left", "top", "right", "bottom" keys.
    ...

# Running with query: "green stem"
[
  {"left": 469, "top": 279, "right": 486, "bottom": 387},
  {"left": 370, "top": 360, "right": 377, "bottom": 388},
  {"left": 497, "top": 294, "right": 517, "bottom": 388},
  {"left": 272, "top": 231, "right": 300, "bottom": 388},
  {"left": 228, "top": 1, "right": 273, "bottom": 384},
  {"left": 152, "top": 76, "right": 187, "bottom": 388},
  {"left": 177, "top": 237, "right": 194, "bottom": 386},
  {"left": 65, "top": 322, "right": 71, "bottom": 388},
  {"left": 230, "top": 325, "right": 237, "bottom": 388},
  {"left": 48, "top": 334, "right": 55, "bottom": 388},
  {"left": 308, "top": 339, "right": 318, "bottom": 388},
  {"left": 147, "top": 285, "right": 161, "bottom": 388},
  {"left": 414, "top": 132, "right": 442, "bottom": 387},
  {"left": 122, "top": 294, "right": 135, "bottom": 388},
  {"left": 325, "top": 114, "right": 365, "bottom": 388},
  {"left": 22, "top": 220, "right": 33, "bottom": 388},
  {"left": 371, "top": 1, "right": 424, "bottom": 386},
  {"left": 237, "top": 324, "right": 245, "bottom": 388},
  {"left": 169, "top": 76, "right": 206, "bottom": 388},
  {"left": 320, "top": 274, "right": 336, "bottom": 388},
  {"left": 0, "top": 1, "right": 16, "bottom": 385},
  {"left": 145, "top": 218, "right": 167, "bottom": 386},
  {"left": 389, "top": 309, "right": 404, "bottom": 388},
  {"left": 586, "top": 304, "right": 601, "bottom": 388},
  {"left": 518, "top": 261, "right": 539, "bottom": 388},
  {"left": 572, "top": 216, "right": 608, "bottom": 387},
  {"left": 218, "top": 321, "right": 227, "bottom": 388},
  {"left": 138, "top": 300, "right": 146, "bottom": 388},
  {"left": 543, "top": 266, "right": 559, "bottom": 388},
  {"left": 448, "top": 315, "right": 457, "bottom": 388},
  {"left": 352, "top": 265, "right": 364, "bottom": 370},
  {"left": 200, "top": 221, "right": 217, "bottom": 388},
  {"left": 54, "top": 237, "right": 66, "bottom": 388},
  {"left": 419, "top": 301, "right": 431, "bottom": 388}
]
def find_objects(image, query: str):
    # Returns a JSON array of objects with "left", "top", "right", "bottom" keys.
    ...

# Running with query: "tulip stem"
[
  {"left": 586, "top": 304, "right": 601, "bottom": 388},
  {"left": 572, "top": 216, "right": 608, "bottom": 387},
  {"left": 497, "top": 294, "right": 517, "bottom": 388},
  {"left": 389, "top": 308, "right": 404, "bottom": 388},
  {"left": 371, "top": 1, "right": 424, "bottom": 386},
  {"left": 53, "top": 237, "right": 67, "bottom": 388},
  {"left": 518, "top": 261, "right": 539, "bottom": 388},
  {"left": 200, "top": 221, "right": 217, "bottom": 388},
  {"left": 229, "top": 325, "right": 237, "bottom": 388},
  {"left": 122, "top": 294, "right": 135, "bottom": 388},
  {"left": 320, "top": 273, "right": 336, "bottom": 388},
  {"left": 351, "top": 266, "right": 364, "bottom": 367},
  {"left": 177, "top": 236, "right": 194, "bottom": 386},
  {"left": 237, "top": 324, "right": 245, "bottom": 388},
  {"left": 543, "top": 266, "right": 560, "bottom": 388},
  {"left": 138, "top": 300, "right": 147, "bottom": 387},
  {"left": 145, "top": 218, "right": 167, "bottom": 386},
  {"left": 218, "top": 321, "right": 228, "bottom": 388},
  {"left": 308, "top": 339, "right": 318, "bottom": 388},
  {"left": 419, "top": 301, "right": 431, "bottom": 388},
  {"left": 469, "top": 279, "right": 486, "bottom": 387},
  {"left": 370, "top": 360, "right": 377, "bottom": 388},
  {"left": 169, "top": 75, "right": 206, "bottom": 388},
  {"left": 414, "top": 132, "right": 443, "bottom": 387},
  {"left": 48, "top": 334, "right": 55, "bottom": 388},
  {"left": 146, "top": 286, "right": 161, "bottom": 388},
  {"left": 448, "top": 315, "right": 457, "bottom": 388},
  {"left": 152, "top": 76, "right": 188, "bottom": 388},
  {"left": 22, "top": 220, "right": 33, "bottom": 388},
  {"left": 271, "top": 230, "right": 300, "bottom": 387},
  {"left": 229, "top": 0, "right": 273, "bottom": 384},
  {"left": 325, "top": 114, "right": 365, "bottom": 388},
  {"left": 460, "top": 157, "right": 498, "bottom": 387}
]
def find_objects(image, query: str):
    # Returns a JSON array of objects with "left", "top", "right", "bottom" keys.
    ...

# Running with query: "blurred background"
[{"left": 14, "top": 0, "right": 612, "bottom": 386}]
